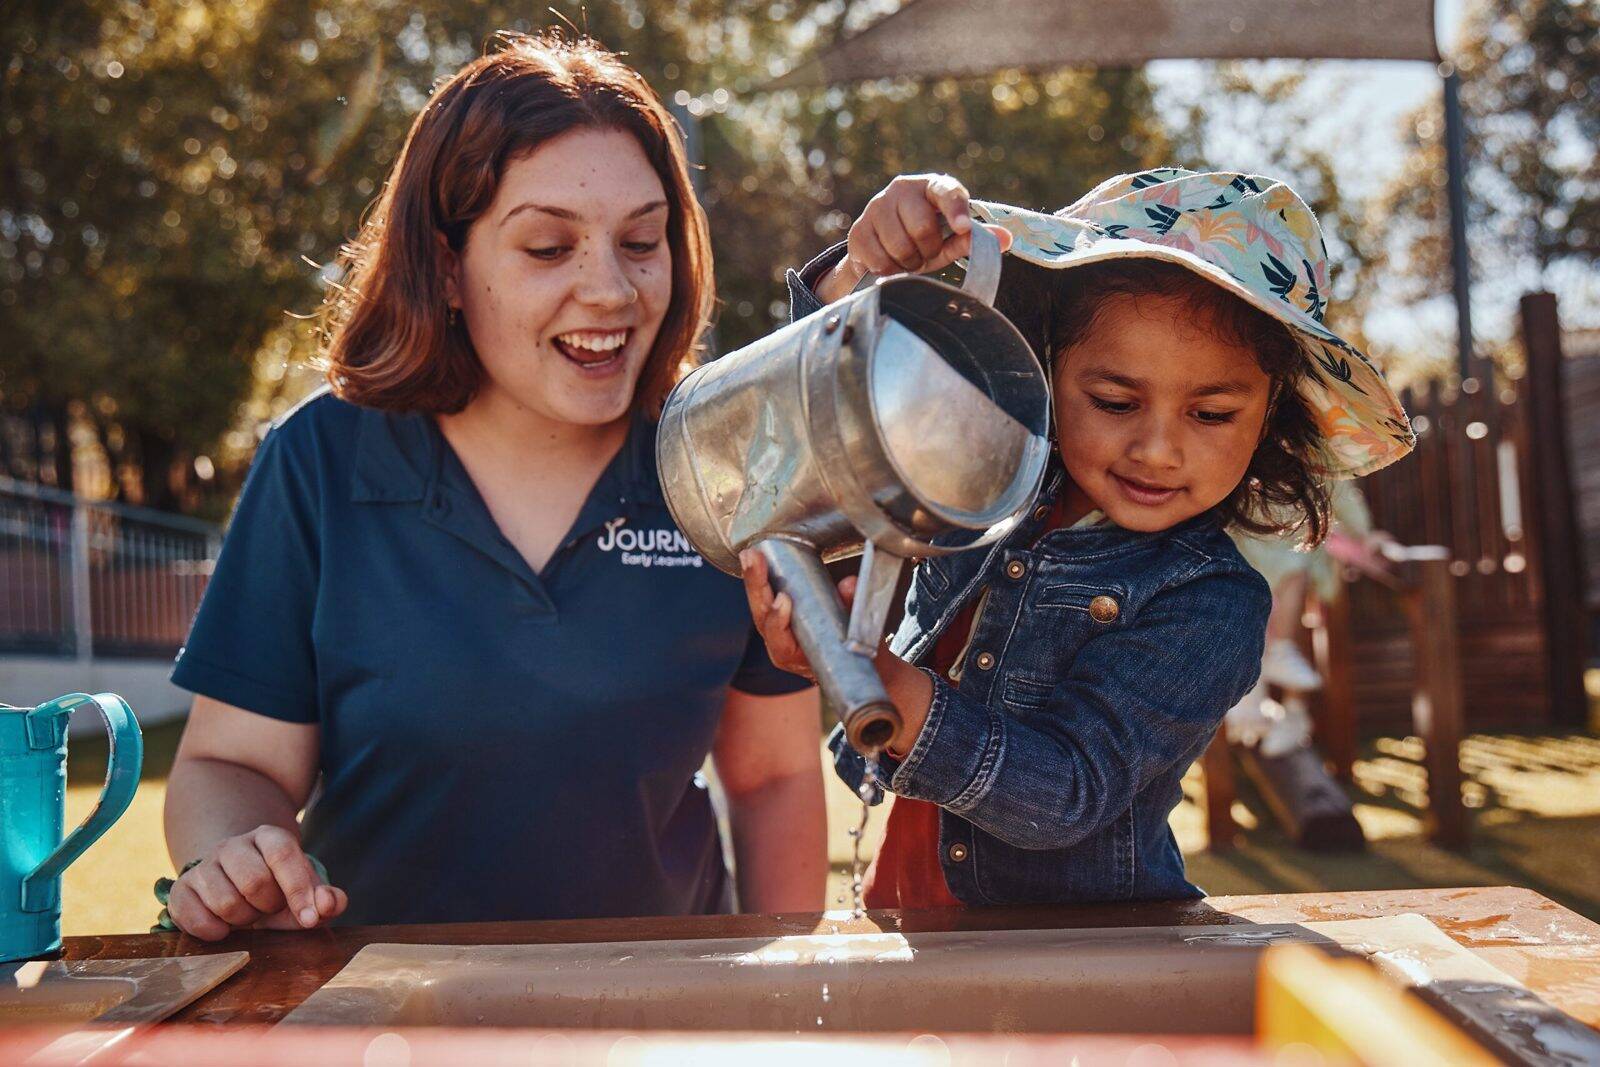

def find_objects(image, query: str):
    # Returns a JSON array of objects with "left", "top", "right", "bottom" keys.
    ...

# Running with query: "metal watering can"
[
  {"left": 658, "top": 226, "right": 1051, "bottom": 754},
  {"left": 1, "top": 693, "right": 142, "bottom": 962}
]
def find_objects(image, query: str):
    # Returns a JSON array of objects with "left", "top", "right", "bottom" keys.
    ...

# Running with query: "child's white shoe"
[
  {"left": 1223, "top": 680, "right": 1270, "bottom": 748},
  {"left": 1260, "top": 639, "right": 1322, "bottom": 692},
  {"left": 1226, "top": 683, "right": 1314, "bottom": 758},
  {"left": 1257, "top": 695, "right": 1314, "bottom": 759}
]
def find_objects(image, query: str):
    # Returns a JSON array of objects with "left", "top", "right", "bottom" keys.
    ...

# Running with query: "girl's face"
[
  {"left": 447, "top": 127, "right": 673, "bottom": 429},
  {"left": 1053, "top": 293, "right": 1273, "bottom": 532}
]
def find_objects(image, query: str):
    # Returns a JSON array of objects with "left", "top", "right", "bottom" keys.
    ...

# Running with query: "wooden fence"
[
  {"left": 1563, "top": 327, "right": 1600, "bottom": 644},
  {"left": 0, "top": 477, "right": 219, "bottom": 659},
  {"left": 1329, "top": 293, "right": 1590, "bottom": 737}
]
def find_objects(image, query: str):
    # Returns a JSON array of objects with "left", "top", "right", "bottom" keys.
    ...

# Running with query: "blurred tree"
[
  {"left": 704, "top": 63, "right": 1172, "bottom": 351},
  {"left": 1, "top": 0, "right": 1173, "bottom": 513},
  {"left": 1377, "top": 0, "right": 1597, "bottom": 337},
  {"left": 2, "top": 0, "right": 402, "bottom": 508},
  {"left": 1161, "top": 64, "right": 1394, "bottom": 374}
]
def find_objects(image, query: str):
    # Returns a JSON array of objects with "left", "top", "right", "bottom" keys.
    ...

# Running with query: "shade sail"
[{"left": 768, "top": 0, "right": 1439, "bottom": 89}]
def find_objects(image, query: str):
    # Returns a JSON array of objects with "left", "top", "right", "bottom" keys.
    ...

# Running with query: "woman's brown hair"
[
  {"left": 321, "top": 32, "right": 712, "bottom": 417},
  {"left": 998, "top": 258, "right": 1332, "bottom": 545}
]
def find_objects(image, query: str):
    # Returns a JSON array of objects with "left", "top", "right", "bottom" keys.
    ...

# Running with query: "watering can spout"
[{"left": 756, "top": 538, "right": 906, "bottom": 755}]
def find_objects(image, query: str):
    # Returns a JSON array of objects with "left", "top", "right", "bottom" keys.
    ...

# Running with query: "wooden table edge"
[{"left": 58, "top": 884, "right": 1600, "bottom": 1028}]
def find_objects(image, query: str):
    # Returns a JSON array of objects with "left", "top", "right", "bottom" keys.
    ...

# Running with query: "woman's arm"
[
  {"left": 711, "top": 686, "right": 828, "bottom": 913},
  {"left": 162, "top": 695, "right": 347, "bottom": 939}
]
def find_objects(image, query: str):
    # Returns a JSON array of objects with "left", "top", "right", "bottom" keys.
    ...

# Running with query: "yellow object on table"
[{"left": 1257, "top": 942, "right": 1496, "bottom": 1065}]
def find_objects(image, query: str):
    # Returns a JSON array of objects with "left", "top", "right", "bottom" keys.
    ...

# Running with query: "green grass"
[{"left": 61, "top": 719, "right": 183, "bottom": 936}]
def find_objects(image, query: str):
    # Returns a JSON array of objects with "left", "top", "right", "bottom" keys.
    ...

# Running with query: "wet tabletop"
[{"left": 54, "top": 886, "right": 1600, "bottom": 1028}]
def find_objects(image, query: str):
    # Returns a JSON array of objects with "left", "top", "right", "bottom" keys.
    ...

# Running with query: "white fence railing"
[{"left": 0, "top": 477, "right": 221, "bottom": 660}]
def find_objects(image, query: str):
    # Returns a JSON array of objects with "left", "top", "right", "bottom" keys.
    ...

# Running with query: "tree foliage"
[
  {"left": 2, "top": 0, "right": 1172, "bottom": 512},
  {"left": 1379, "top": 0, "right": 1597, "bottom": 323},
  {"left": 1163, "top": 65, "right": 1386, "bottom": 362},
  {"left": 3, "top": 1, "right": 407, "bottom": 505}
]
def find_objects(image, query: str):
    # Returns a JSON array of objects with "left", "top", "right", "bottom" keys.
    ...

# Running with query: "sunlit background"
[{"left": 2, "top": 0, "right": 1595, "bottom": 936}]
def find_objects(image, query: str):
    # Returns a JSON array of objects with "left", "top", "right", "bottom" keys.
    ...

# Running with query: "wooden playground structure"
[{"left": 1206, "top": 293, "right": 1597, "bottom": 851}]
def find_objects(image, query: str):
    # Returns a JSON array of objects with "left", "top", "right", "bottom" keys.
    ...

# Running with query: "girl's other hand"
[
  {"left": 1324, "top": 528, "right": 1399, "bottom": 580},
  {"left": 816, "top": 173, "right": 1014, "bottom": 304},
  {"left": 165, "top": 825, "right": 348, "bottom": 941},
  {"left": 739, "top": 549, "right": 857, "bottom": 681}
]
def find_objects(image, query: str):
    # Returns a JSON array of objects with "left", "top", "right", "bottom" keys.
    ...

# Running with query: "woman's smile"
[{"left": 551, "top": 327, "right": 634, "bottom": 376}]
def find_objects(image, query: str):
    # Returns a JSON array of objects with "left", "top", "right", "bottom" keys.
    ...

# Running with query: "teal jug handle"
[{"left": 21, "top": 693, "right": 144, "bottom": 913}]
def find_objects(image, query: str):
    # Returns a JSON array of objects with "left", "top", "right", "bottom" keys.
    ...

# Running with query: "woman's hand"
[
  {"left": 739, "top": 549, "right": 857, "bottom": 681},
  {"left": 815, "top": 173, "right": 1014, "bottom": 304},
  {"left": 165, "top": 825, "right": 347, "bottom": 941}
]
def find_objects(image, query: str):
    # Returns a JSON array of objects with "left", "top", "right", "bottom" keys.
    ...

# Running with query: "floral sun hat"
[{"left": 970, "top": 167, "right": 1414, "bottom": 479}]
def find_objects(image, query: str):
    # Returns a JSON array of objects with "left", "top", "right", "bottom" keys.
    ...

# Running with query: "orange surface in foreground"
[{"left": 0, "top": 1026, "right": 1267, "bottom": 1066}]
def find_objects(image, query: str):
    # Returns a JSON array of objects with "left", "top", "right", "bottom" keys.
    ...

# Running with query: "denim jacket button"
[
  {"left": 1032, "top": 504, "right": 1050, "bottom": 520},
  {"left": 947, "top": 842, "right": 969, "bottom": 862},
  {"left": 1005, "top": 560, "right": 1025, "bottom": 580},
  {"left": 974, "top": 651, "right": 995, "bottom": 671},
  {"left": 1089, "top": 595, "right": 1120, "bottom": 624}
]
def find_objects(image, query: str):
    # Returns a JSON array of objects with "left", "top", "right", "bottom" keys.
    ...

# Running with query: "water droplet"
[{"left": 844, "top": 759, "right": 879, "bottom": 917}]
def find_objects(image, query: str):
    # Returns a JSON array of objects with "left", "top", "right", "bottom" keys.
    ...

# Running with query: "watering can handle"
[
  {"left": 850, "top": 220, "right": 1004, "bottom": 307},
  {"left": 21, "top": 693, "right": 144, "bottom": 913},
  {"left": 958, "top": 219, "right": 1003, "bottom": 306}
]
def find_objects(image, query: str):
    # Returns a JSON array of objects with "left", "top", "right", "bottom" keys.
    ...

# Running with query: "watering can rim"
[
  {"left": 0, "top": 694, "right": 95, "bottom": 714},
  {"left": 851, "top": 291, "right": 1050, "bottom": 533}
]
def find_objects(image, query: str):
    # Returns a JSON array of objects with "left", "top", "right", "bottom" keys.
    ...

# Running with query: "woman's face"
[
  {"left": 1053, "top": 293, "right": 1273, "bottom": 532},
  {"left": 448, "top": 127, "right": 673, "bottom": 429}
]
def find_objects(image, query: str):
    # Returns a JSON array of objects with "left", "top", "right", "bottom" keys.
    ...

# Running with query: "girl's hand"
[
  {"left": 1324, "top": 528, "right": 1398, "bottom": 579},
  {"left": 739, "top": 549, "right": 857, "bottom": 681},
  {"left": 165, "top": 825, "right": 348, "bottom": 941},
  {"left": 816, "top": 173, "right": 1014, "bottom": 304}
]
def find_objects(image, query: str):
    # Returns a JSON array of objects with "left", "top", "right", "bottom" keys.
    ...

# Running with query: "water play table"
[{"left": 45, "top": 885, "right": 1600, "bottom": 1031}]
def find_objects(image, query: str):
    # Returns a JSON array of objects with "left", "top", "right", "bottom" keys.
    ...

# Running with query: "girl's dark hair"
[
  {"left": 997, "top": 257, "right": 1331, "bottom": 544},
  {"left": 320, "top": 32, "right": 712, "bottom": 417}
]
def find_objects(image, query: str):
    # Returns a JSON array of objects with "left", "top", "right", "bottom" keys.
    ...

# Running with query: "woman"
[{"left": 161, "top": 33, "right": 827, "bottom": 937}]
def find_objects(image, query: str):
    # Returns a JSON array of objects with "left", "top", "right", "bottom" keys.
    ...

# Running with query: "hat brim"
[{"left": 971, "top": 202, "right": 1414, "bottom": 479}]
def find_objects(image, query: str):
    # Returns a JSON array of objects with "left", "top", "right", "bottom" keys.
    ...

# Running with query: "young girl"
[{"left": 744, "top": 168, "right": 1414, "bottom": 907}]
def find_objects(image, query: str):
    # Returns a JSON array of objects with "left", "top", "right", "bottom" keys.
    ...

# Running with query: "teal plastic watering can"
[{"left": 1, "top": 693, "right": 142, "bottom": 963}]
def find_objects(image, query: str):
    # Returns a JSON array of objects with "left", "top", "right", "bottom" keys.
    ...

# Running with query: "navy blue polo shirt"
[{"left": 172, "top": 390, "right": 809, "bottom": 925}]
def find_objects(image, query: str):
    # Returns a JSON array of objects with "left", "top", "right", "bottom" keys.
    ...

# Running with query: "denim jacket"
[{"left": 788, "top": 246, "right": 1272, "bottom": 905}]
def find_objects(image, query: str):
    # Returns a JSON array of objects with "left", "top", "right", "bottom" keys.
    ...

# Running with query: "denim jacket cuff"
[
  {"left": 890, "top": 669, "right": 1005, "bottom": 812},
  {"left": 784, "top": 241, "right": 849, "bottom": 322}
]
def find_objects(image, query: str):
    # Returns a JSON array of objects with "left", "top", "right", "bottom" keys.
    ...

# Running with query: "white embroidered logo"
[{"left": 596, "top": 517, "right": 705, "bottom": 568}]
